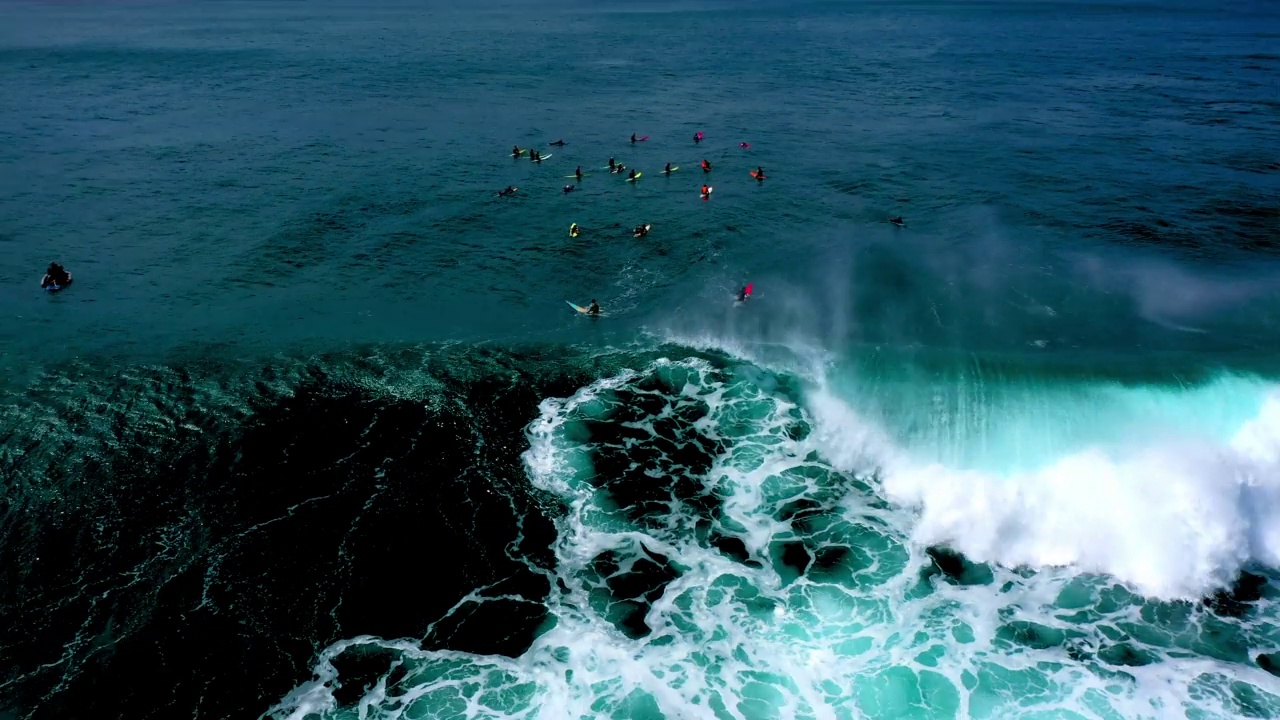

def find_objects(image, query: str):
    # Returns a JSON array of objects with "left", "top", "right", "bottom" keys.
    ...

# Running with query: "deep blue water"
[
  {"left": 2, "top": 1, "right": 1279, "bottom": 718},
  {"left": 2, "top": 0, "right": 1277, "bottom": 367}
]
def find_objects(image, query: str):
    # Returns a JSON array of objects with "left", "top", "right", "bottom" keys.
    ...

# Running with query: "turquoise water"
[{"left": 1, "top": 1, "right": 1279, "bottom": 718}]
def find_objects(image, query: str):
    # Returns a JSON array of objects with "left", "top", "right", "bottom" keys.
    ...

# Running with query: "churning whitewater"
[{"left": 267, "top": 338, "right": 1280, "bottom": 720}]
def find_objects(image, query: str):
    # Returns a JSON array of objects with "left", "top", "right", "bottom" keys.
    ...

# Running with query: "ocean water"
[{"left": 2, "top": 0, "right": 1280, "bottom": 718}]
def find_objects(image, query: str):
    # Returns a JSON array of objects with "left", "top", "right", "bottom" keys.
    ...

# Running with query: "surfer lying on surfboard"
[
  {"left": 890, "top": 216, "right": 905, "bottom": 227},
  {"left": 736, "top": 283, "right": 753, "bottom": 303},
  {"left": 497, "top": 186, "right": 518, "bottom": 197},
  {"left": 633, "top": 224, "right": 650, "bottom": 238},
  {"left": 550, "top": 139, "right": 566, "bottom": 146}
]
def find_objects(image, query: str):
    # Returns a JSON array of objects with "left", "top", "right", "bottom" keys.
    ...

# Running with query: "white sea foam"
[{"left": 801, "top": 379, "right": 1280, "bottom": 599}]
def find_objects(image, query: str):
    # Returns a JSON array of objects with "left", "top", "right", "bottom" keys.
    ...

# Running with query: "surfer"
[
  {"left": 701, "top": 184, "right": 711, "bottom": 197},
  {"left": 512, "top": 145, "right": 521, "bottom": 157},
  {"left": 550, "top": 139, "right": 566, "bottom": 146},
  {"left": 890, "top": 216, "right": 905, "bottom": 227},
  {"left": 563, "top": 185, "right": 575, "bottom": 194},
  {"left": 664, "top": 162, "right": 672, "bottom": 174},
  {"left": 701, "top": 160, "right": 711, "bottom": 172},
  {"left": 574, "top": 166, "right": 583, "bottom": 179},
  {"left": 569, "top": 223, "right": 580, "bottom": 237},
  {"left": 694, "top": 132, "right": 702, "bottom": 143},
  {"left": 588, "top": 299, "right": 600, "bottom": 315},
  {"left": 739, "top": 142, "right": 751, "bottom": 149},
  {"left": 612, "top": 164, "right": 626, "bottom": 174},
  {"left": 755, "top": 166, "right": 766, "bottom": 180},
  {"left": 736, "top": 284, "right": 751, "bottom": 303},
  {"left": 633, "top": 224, "right": 650, "bottom": 238},
  {"left": 627, "top": 168, "right": 638, "bottom": 180},
  {"left": 41, "top": 261, "right": 71, "bottom": 289},
  {"left": 631, "top": 133, "right": 637, "bottom": 143},
  {"left": 497, "top": 186, "right": 517, "bottom": 197},
  {"left": 608, "top": 157, "right": 615, "bottom": 170}
]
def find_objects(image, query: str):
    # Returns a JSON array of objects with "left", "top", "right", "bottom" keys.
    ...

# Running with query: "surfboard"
[
  {"left": 566, "top": 301, "right": 605, "bottom": 316},
  {"left": 632, "top": 135, "right": 649, "bottom": 142},
  {"left": 564, "top": 173, "right": 590, "bottom": 178},
  {"left": 534, "top": 154, "right": 552, "bottom": 161},
  {"left": 750, "top": 170, "right": 765, "bottom": 180},
  {"left": 662, "top": 166, "right": 680, "bottom": 174},
  {"left": 626, "top": 172, "right": 643, "bottom": 182}
]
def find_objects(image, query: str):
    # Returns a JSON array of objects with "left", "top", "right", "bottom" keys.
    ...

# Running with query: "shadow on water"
[{"left": 0, "top": 345, "right": 619, "bottom": 719}]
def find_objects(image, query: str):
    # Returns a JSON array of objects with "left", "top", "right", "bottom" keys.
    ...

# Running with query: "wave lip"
[{"left": 809, "top": 383, "right": 1280, "bottom": 600}]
